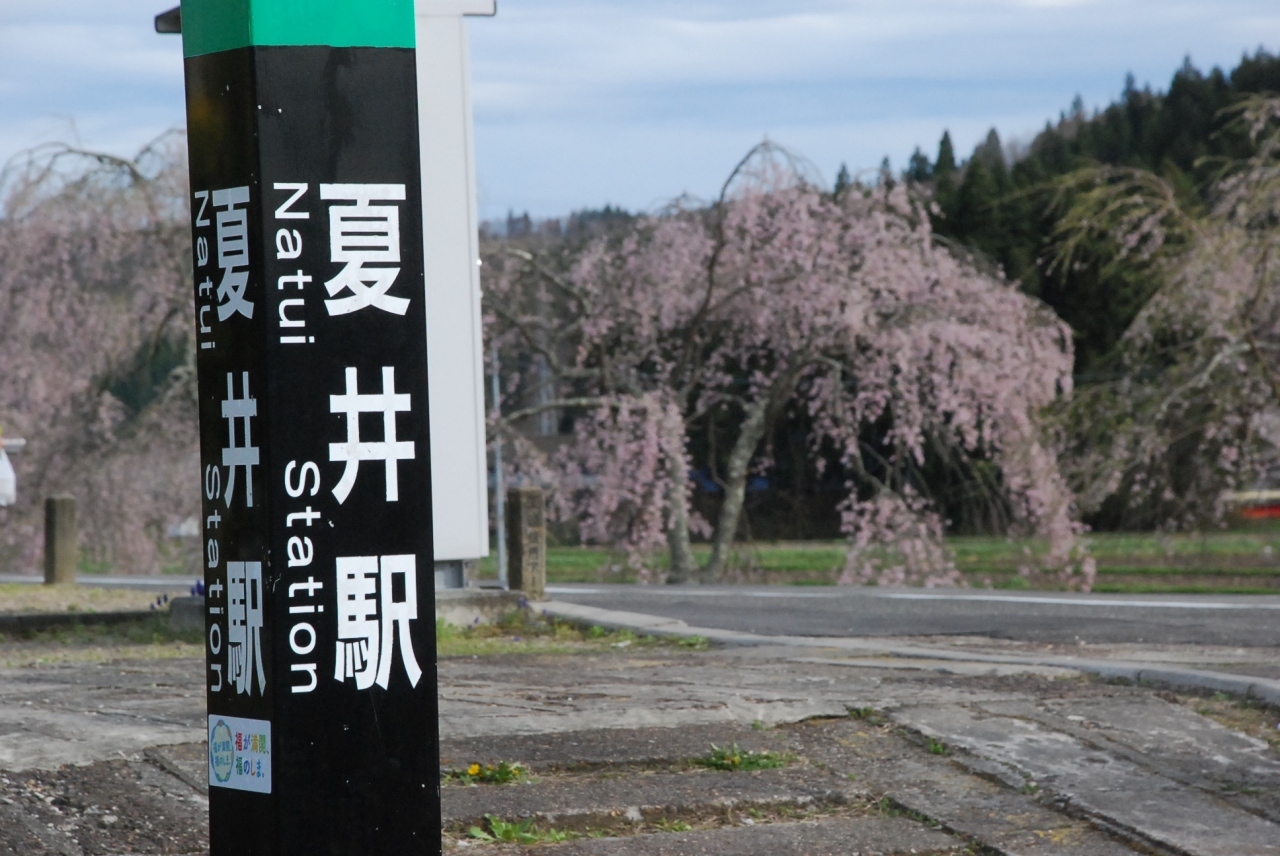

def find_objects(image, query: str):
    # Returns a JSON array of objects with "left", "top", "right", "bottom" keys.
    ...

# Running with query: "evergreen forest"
[{"left": 901, "top": 51, "right": 1280, "bottom": 377}]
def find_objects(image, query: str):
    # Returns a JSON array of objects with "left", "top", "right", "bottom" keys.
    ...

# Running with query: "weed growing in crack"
[
  {"left": 468, "top": 815, "right": 575, "bottom": 844},
  {"left": 692, "top": 743, "right": 792, "bottom": 772},
  {"left": 876, "top": 797, "right": 943, "bottom": 829},
  {"left": 443, "top": 761, "right": 530, "bottom": 786},
  {"left": 848, "top": 707, "right": 886, "bottom": 726}
]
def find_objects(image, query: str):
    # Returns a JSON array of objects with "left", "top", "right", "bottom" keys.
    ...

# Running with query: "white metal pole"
[
  {"left": 491, "top": 348, "right": 508, "bottom": 588},
  {"left": 415, "top": 1, "right": 495, "bottom": 572}
]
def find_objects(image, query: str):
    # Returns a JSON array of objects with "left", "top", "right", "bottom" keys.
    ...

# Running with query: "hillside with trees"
[
  {"left": 902, "top": 50, "right": 1280, "bottom": 376},
  {"left": 489, "top": 53, "right": 1280, "bottom": 576},
  {"left": 0, "top": 54, "right": 1274, "bottom": 580}
]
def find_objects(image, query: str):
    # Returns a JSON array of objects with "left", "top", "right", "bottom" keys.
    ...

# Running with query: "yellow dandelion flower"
[{"left": 468, "top": 764, "right": 481, "bottom": 776}]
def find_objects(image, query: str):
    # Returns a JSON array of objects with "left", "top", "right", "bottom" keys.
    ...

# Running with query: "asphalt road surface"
[{"left": 547, "top": 584, "right": 1280, "bottom": 647}]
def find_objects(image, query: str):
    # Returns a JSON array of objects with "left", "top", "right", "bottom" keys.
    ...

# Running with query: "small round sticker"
[{"left": 209, "top": 720, "right": 234, "bottom": 784}]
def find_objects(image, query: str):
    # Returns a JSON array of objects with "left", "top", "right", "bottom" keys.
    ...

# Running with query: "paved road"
[
  {"left": 7, "top": 573, "right": 1279, "bottom": 647},
  {"left": 547, "top": 584, "right": 1280, "bottom": 647}
]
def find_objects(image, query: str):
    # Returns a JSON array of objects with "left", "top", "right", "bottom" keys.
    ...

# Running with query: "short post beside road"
[
  {"left": 506, "top": 487, "right": 546, "bottom": 600},
  {"left": 43, "top": 496, "right": 77, "bottom": 585},
  {"left": 180, "top": 1, "right": 440, "bottom": 853}
]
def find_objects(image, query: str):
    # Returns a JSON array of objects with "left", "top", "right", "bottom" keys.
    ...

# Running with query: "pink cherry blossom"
[
  {"left": 487, "top": 144, "right": 1089, "bottom": 588},
  {"left": 0, "top": 137, "right": 198, "bottom": 575}
]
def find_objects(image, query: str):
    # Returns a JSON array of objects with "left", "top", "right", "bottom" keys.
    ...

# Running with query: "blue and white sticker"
[{"left": 208, "top": 714, "right": 272, "bottom": 793}]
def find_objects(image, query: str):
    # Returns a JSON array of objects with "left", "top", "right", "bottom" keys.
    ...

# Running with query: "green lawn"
[{"left": 478, "top": 528, "right": 1280, "bottom": 593}]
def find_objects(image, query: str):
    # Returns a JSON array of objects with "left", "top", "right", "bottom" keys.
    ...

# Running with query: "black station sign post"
[{"left": 181, "top": 1, "right": 439, "bottom": 853}]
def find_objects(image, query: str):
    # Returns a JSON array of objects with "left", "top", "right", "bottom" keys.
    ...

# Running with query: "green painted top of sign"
[{"left": 181, "top": 0, "right": 415, "bottom": 58}]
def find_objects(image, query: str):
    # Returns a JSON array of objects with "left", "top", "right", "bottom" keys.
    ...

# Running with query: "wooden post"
[
  {"left": 43, "top": 496, "right": 77, "bottom": 585},
  {"left": 506, "top": 487, "right": 546, "bottom": 600}
]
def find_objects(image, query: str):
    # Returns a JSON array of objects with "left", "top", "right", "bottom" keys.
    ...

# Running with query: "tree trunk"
[
  {"left": 664, "top": 420, "right": 697, "bottom": 584},
  {"left": 702, "top": 397, "right": 771, "bottom": 582}
]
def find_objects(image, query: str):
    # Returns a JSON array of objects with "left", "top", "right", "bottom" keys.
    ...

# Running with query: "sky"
[{"left": 0, "top": 1, "right": 1276, "bottom": 219}]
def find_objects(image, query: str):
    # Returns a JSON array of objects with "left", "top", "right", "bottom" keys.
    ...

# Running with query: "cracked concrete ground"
[{"left": 3, "top": 640, "right": 1280, "bottom": 854}]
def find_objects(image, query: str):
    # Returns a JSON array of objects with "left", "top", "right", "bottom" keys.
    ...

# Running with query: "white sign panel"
[
  {"left": 208, "top": 715, "right": 272, "bottom": 794},
  {"left": 416, "top": 11, "right": 491, "bottom": 562}
]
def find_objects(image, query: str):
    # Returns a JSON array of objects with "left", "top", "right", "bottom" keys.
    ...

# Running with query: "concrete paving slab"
[
  {"left": 0, "top": 651, "right": 1018, "bottom": 772},
  {"left": 443, "top": 768, "right": 857, "bottom": 830},
  {"left": 0, "top": 660, "right": 205, "bottom": 771},
  {"left": 896, "top": 703, "right": 1280, "bottom": 856},
  {"left": 441, "top": 723, "right": 779, "bottom": 772},
  {"left": 972, "top": 695, "right": 1280, "bottom": 827},
  {"left": 436, "top": 652, "right": 1059, "bottom": 742},
  {"left": 438, "top": 655, "right": 855, "bottom": 739},
  {"left": 514, "top": 815, "right": 964, "bottom": 856},
  {"left": 792, "top": 717, "right": 1144, "bottom": 856},
  {"left": 144, "top": 744, "right": 209, "bottom": 797},
  {"left": 4, "top": 644, "right": 1275, "bottom": 854},
  {"left": 994, "top": 695, "right": 1280, "bottom": 786}
]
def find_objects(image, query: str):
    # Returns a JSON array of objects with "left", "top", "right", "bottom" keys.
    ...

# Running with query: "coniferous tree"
[
  {"left": 833, "top": 163, "right": 851, "bottom": 196},
  {"left": 905, "top": 147, "right": 931, "bottom": 182},
  {"left": 935, "top": 131, "right": 957, "bottom": 173},
  {"left": 933, "top": 131, "right": 958, "bottom": 211}
]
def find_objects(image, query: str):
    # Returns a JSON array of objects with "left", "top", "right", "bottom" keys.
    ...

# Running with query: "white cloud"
[
  {"left": 0, "top": 0, "right": 184, "bottom": 165},
  {"left": 0, "top": 0, "right": 1275, "bottom": 219},
  {"left": 1008, "top": 0, "right": 1101, "bottom": 8},
  {"left": 468, "top": 0, "right": 1277, "bottom": 214},
  {"left": 471, "top": 0, "right": 1252, "bottom": 122}
]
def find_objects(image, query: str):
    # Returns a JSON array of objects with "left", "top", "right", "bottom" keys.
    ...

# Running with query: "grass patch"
[
  {"left": 2, "top": 603, "right": 710, "bottom": 668},
  {"left": 474, "top": 531, "right": 1280, "bottom": 590},
  {"left": 1092, "top": 565, "right": 1280, "bottom": 577},
  {"left": 0, "top": 583, "right": 187, "bottom": 615},
  {"left": 1092, "top": 584, "right": 1280, "bottom": 595},
  {"left": 435, "top": 613, "right": 710, "bottom": 658},
  {"left": 992, "top": 575, "right": 1031, "bottom": 590},
  {"left": 1223, "top": 782, "right": 1266, "bottom": 796},
  {"left": 691, "top": 743, "right": 792, "bottom": 772},
  {"left": 0, "top": 614, "right": 203, "bottom": 667}
]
